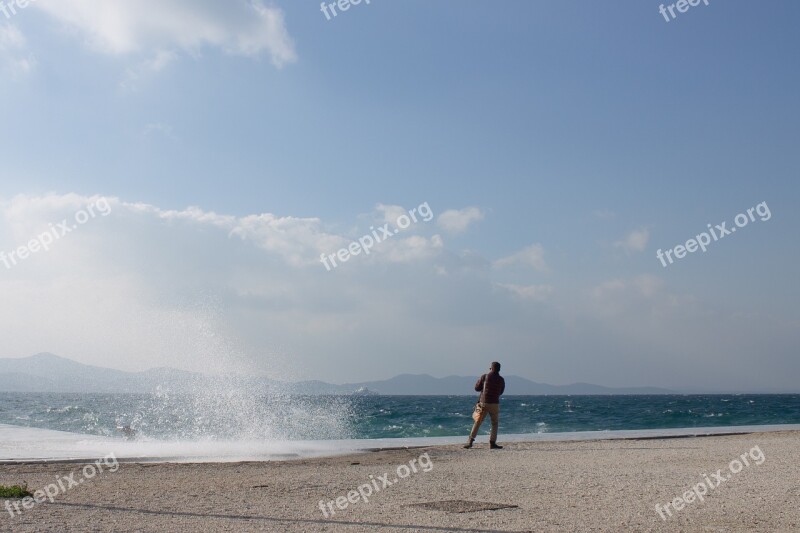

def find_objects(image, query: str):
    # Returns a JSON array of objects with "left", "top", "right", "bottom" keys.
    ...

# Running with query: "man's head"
[{"left": 490, "top": 361, "right": 501, "bottom": 372}]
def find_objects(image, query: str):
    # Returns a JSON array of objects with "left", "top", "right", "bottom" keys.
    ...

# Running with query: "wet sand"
[{"left": 1, "top": 430, "right": 799, "bottom": 532}]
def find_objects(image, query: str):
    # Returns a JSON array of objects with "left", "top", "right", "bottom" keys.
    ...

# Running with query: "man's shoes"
[
  {"left": 490, "top": 441, "right": 503, "bottom": 449},
  {"left": 463, "top": 438, "right": 474, "bottom": 449}
]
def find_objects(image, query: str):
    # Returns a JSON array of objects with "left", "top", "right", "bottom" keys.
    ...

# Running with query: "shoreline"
[{"left": 2, "top": 422, "right": 800, "bottom": 465}]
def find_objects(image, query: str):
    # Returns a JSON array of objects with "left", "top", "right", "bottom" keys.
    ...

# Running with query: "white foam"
[{"left": 2, "top": 423, "right": 799, "bottom": 463}]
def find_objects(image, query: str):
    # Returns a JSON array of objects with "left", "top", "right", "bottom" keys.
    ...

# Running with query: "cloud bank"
[
  {"left": 0, "top": 194, "right": 795, "bottom": 391},
  {"left": 33, "top": 0, "right": 296, "bottom": 66}
]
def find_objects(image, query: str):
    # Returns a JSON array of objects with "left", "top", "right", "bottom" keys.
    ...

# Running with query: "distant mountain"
[
  {"left": 344, "top": 373, "right": 673, "bottom": 395},
  {"left": 0, "top": 353, "right": 203, "bottom": 393},
  {"left": 0, "top": 353, "right": 675, "bottom": 395}
]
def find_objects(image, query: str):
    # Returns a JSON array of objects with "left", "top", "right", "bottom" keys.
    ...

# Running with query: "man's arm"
[
  {"left": 499, "top": 377, "right": 505, "bottom": 396},
  {"left": 474, "top": 374, "right": 485, "bottom": 392}
]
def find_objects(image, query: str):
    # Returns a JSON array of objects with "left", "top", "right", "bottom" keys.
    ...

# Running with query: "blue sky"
[{"left": 0, "top": 0, "right": 798, "bottom": 391}]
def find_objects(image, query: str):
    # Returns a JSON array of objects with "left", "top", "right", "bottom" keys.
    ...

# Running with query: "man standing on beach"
[{"left": 464, "top": 361, "right": 505, "bottom": 449}]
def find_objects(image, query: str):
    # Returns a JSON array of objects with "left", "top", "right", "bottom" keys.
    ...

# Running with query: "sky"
[{"left": 0, "top": 0, "right": 798, "bottom": 391}]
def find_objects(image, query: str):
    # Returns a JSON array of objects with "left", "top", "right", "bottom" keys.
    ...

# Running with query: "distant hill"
[
  {"left": 344, "top": 373, "right": 673, "bottom": 395},
  {"left": 0, "top": 353, "right": 205, "bottom": 393},
  {"left": 0, "top": 353, "right": 675, "bottom": 395}
]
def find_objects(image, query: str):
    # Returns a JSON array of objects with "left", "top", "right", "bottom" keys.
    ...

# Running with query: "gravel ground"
[{"left": 1, "top": 430, "right": 798, "bottom": 532}]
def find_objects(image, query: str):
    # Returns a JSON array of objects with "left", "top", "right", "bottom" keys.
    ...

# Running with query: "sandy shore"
[{"left": 2, "top": 430, "right": 799, "bottom": 532}]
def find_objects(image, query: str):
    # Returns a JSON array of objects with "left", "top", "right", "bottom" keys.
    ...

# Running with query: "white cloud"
[
  {"left": 493, "top": 243, "right": 547, "bottom": 272},
  {"left": 0, "top": 24, "right": 36, "bottom": 78},
  {"left": 33, "top": 0, "right": 296, "bottom": 67},
  {"left": 231, "top": 212, "right": 343, "bottom": 267},
  {"left": 379, "top": 234, "right": 444, "bottom": 263},
  {"left": 496, "top": 283, "right": 554, "bottom": 302},
  {"left": 0, "top": 194, "right": 795, "bottom": 392},
  {"left": 437, "top": 207, "right": 484, "bottom": 234},
  {"left": 374, "top": 203, "right": 408, "bottom": 227},
  {"left": 0, "top": 195, "right": 451, "bottom": 379},
  {"left": 591, "top": 274, "right": 664, "bottom": 303},
  {"left": 614, "top": 227, "right": 649, "bottom": 253},
  {"left": 121, "top": 50, "right": 178, "bottom": 90},
  {"left": 0, "top": 25, "right": 25, "bottom": 49}
]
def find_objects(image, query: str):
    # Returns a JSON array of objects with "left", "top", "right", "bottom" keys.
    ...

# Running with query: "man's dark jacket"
[{"left": 475, "top": 371, "right": 505, "bottom": 404}]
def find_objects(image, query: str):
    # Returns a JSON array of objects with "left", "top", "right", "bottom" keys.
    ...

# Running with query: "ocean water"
[{"left": 2, "top": 393, "right": 799, "bottom": 442}]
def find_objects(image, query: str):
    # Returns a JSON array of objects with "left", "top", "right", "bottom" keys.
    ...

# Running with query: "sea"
[{"left": 1, "top": 393, "right": 799, "bottom": 462}]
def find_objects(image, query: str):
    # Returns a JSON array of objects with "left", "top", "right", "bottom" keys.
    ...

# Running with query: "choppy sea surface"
[{"left": 1, "top": 393, "right": 799, "bottom": 461}]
